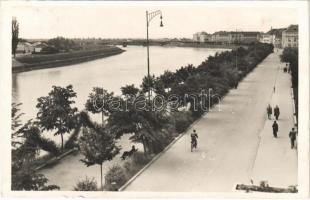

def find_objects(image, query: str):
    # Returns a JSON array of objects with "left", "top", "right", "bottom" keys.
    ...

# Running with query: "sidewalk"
[{"left": 251, "top": 50, "right": 297, "bottom": 188}]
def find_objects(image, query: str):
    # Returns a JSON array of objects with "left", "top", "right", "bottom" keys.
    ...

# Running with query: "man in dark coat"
[
  {"left": 274, "top": 105, "right": 280, "bottom": 120},
  {"left": 289, "top": 127, "right": 297, "bottom": 149},
  {"left": 272, "top": 121, "right": 278, "bottom": 138},
  {"left": 267, "top": 104, "right": 272, "bottom": 119},
  {"left": 190, "top": 129, "right": 198, "bottom": 151}
]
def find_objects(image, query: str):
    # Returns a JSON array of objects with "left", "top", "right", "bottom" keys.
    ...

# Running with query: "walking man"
[
  {"left": 190, "top": 129, "right": 198, "bottom": 152},
  {"left": 274, "top": 105, "right": 280, "bottom": 120},
  {"left": 289, "top": 127, "right": 297, "bottom": 149},
  {"left": 272, "top": 121, "right": 278, "bottom": 138},
  {"left": 267, "top": 104, "right": 272, "bottom": 119}
]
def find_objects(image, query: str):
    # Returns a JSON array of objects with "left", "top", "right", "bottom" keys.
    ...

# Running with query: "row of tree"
[
  {"left": 12, "top": 43, "right": 274, "bottom": 190},
  {"left": 280, "top": 47, "right": 298, "bottom": 120},
  {"left": 46, "top": 37, "right": 81, "bottom": 52}
]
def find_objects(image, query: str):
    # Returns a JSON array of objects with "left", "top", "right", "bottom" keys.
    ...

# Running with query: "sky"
[{"left": 11, "top": 2, "right": 299, "bottom": 39}]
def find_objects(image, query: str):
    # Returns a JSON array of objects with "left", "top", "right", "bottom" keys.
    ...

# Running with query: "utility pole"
[{"left": 235, "top": 29, "right": 238, "bottom": 69}]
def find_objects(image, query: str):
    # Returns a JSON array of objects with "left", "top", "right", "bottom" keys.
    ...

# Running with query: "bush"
[
  {"left": 74, "top": 177, "right": 98, "bottom": 191},
  {"left": 104, "top": 165, "right": 127, "bottom": 191},
  {"left": 190, "top": 102, "right": 205, "bottom": 119},
  {"left": 173, "top": 111, "right": 194, "bottom": 134},
  {"left": 131, "top": 151, "right": 151, "bottom": 166},
  {"left": 122, "top": 152, "right": 152, "bottom": 175},
  {"left": 151, "top": 125, "right": 176, "bottom": 154},
  {"left": 103, "top": 153, "right": 153, "bottom": 191}
]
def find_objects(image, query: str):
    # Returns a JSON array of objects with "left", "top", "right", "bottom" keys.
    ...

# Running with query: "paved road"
[{"left": 124, "top": 50, "right": 297, "bottom": 192}]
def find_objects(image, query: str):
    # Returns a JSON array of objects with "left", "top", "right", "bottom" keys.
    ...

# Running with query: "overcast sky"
[{"left": 11, "top": 2, "right": 298, "bottom": 39}]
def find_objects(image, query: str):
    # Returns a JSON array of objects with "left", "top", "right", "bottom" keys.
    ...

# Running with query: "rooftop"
[
  {"left": 267, "top": 28, "right": 286, "bottom": 37},
  {"left": 284, "top": 24, "right": 298, "bottom": 33}
]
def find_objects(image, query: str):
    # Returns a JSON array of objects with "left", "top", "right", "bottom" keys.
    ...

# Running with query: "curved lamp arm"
[{"left": 146, "top": 10, "right": 163, "bottom": 26}]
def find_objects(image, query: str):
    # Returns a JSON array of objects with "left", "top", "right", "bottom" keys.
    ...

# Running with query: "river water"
[
  {"left": 12, "top": 45, "right": 227, "bottom": 190},
  {"left": 13, "top": 46, "right": 227, "bottom": 123}
]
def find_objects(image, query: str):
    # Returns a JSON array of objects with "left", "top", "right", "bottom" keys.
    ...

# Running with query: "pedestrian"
[
  {"left": 272, "top": 121, "right": 278, "bottom": 138},
  {"left": 273, "top": 86, "right": 276, "bottom": 93},
  {"left": 274, "top": 105, "right": 280, "bottom": 120},
  {"left": 190, "top": 129, "right": 198, "bottom": 152},
  {"left": 289, "top": 128, "right": 297, "bottom": 149},
  {"left": 267, "top": 104, "right": 272, "bottom": 119}
]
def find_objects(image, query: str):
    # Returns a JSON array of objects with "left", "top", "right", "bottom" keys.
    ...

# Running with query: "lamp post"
[{"left": 146, "top": 10, "right": 163, "bottom": 102}]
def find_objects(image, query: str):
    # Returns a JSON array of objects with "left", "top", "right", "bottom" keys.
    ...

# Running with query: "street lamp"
[{"left": 146, "top": 10, "right": 164, "bottom": 102}]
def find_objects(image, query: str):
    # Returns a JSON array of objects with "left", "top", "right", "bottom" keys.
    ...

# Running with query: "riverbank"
[
  {"left": 126, "top": 42, "right": 244, "bottom": 50},
  {"left": 12, "top": 46, "right": 125, "bottom": 73}
]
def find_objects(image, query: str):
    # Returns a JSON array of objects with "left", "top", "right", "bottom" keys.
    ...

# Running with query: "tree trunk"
[
  {"left": 142, "top": 137, "right": 147, "bottom": 155},
  {"left": 101, "top": 111, "right": 105, "bottom": 126},
  {"left": 100, "top": 164, "right": 103, "bottom": 191},
  {"left": 61, "top": 133, "right": 64, "bottom": 150}
]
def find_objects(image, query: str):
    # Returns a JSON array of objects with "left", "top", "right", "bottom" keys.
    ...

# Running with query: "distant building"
[
  {"left": 240, "top": 32, "right": 261, "bottom": 44},
  {"left": 211, "top": 31, "right": 260, "bottom": 44},
  {"left": 193, "top": 33, "right": 200, "bottom": 42},
  {"left": 16, "top": 42, "right": 34, "bottom": 54},
  {"left": 228, "top": 32, "right": 243, "bottom": 44},
  {"left": 282, "top": 25, "right": 298, "bottom": 48},
  {"left": 34, "top": 43, "right": 48, "bottom": 53},
  {"left": 212, "top": 31, "right": 230, "bottom": 44},
  {"left": 200, "top": 33, "right": 212, "bottom": 43},
  {"left": 267, "top": 28, "right": 285, "bottom": 48},
  {"left": 260, "top": 34, "right": 274, "bottom": 44},
  {"left": 193, "top": 32, "right": 211, "bottom": 43}
]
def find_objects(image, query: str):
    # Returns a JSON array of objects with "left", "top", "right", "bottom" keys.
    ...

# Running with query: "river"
[{"left": 12, "top": 45, "right": 227, "bottom": 190}]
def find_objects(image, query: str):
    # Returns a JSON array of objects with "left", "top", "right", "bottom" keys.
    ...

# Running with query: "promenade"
[
  {"left": 251, "top": 50, "right": 297, "bottom": 187},
  {"left": 123, "top": 50, "right": 297, "bottom": 192}
]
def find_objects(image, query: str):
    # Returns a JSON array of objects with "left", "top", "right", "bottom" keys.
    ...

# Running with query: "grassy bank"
[{"left": 13, "top": 46, "right": 125, "bottom": 73}]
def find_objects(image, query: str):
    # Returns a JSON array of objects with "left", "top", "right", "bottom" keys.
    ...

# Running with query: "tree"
[
  {"left": 12, "top": 17, "right": 19, "bottom": 58},
  {"left": 280, "top": 47, "right": 298, "bottom": 120},
  {"left": 107, "top": 95, "right": 168, "bottom": 155},
  {"left": 79, "top": 126, "right": 120, "bottom": 190},
  {"left": 141, "top": 75, "right": 156, "bottom": 96},
  {"left": 85, "top": 87, "right": 114, "bottom": 125},
  {"left": 47, "top": 36, "right": 79, "bottom": 51},
  {"left": 12, "top": 103, "right": 59, "bottom": 160},
  {"left": 280, "top": 47, "right": 298, "bottom": 87},
  {"left": 12, "top": 103, "right": 25, "bottom": 148},
  {"left": 159, "top": 70, "right": 176, "bottom": 90},
  {"left": 121, "top": 84, "right": 139, "bottom": 97},
  {"left": 175, "top": 64, "right": 196, "bottom": 83},
  {"left": 153, "top": 78, "right": 167, "bottom": 97},
  {"left": 36, "top": 85, "right": 78, "bottom": 149},
  {"left": 12, "top": 167, "right": 60, "bottom": 191},
  {"left": 11, "top": 104, "right": 59, "bottom": 191}
]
